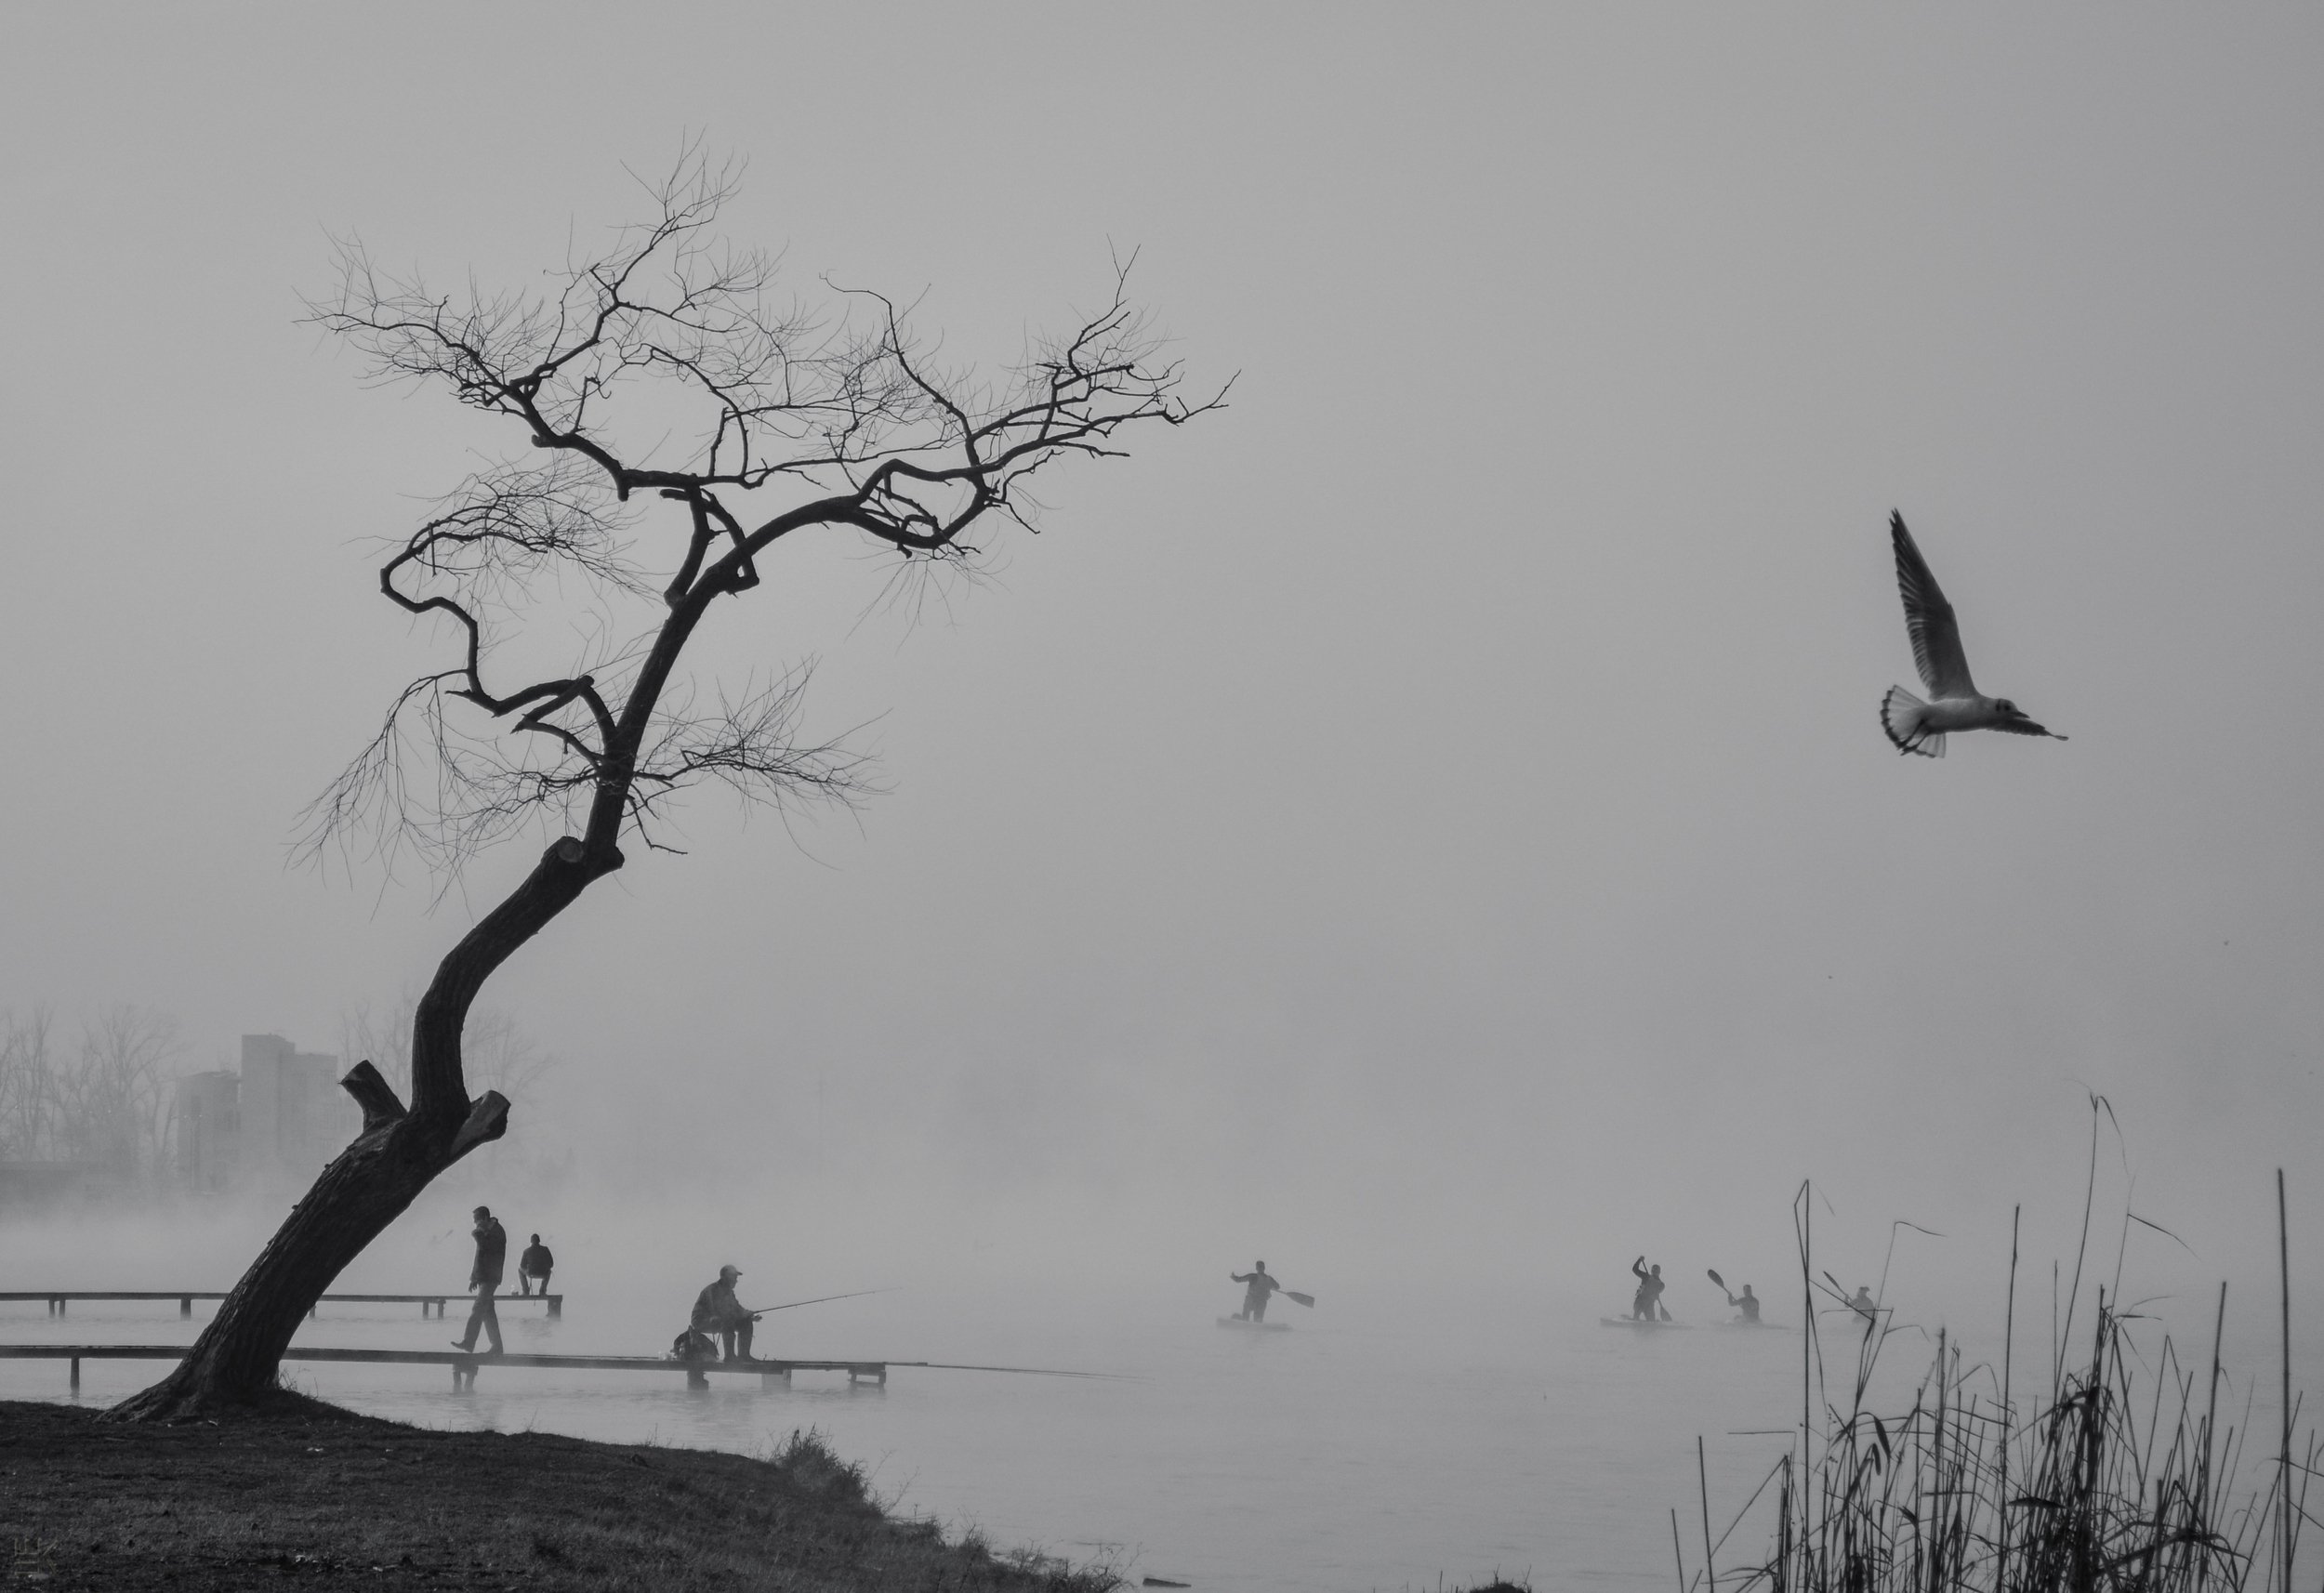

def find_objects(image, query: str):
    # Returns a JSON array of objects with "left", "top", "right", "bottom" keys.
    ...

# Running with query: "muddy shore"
[{"left": 0, "top": 1396, "right": 1108, "bottom": 1591}]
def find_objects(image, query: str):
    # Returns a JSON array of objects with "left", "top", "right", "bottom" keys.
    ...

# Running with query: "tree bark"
[{"left": 108, "top": 836, "right": 615, "bottom": 1420}]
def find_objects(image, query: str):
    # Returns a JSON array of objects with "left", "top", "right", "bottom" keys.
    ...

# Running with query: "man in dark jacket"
[
  {"left": 453, "top": 1206, "right": 506, "bottom": 1353},
  {"left": 518, "top": 1233, "right": 554, "bottom": 1297},
  {"left": 691, "top": 1264, "right": 759, "bottom": 1361},
  {"left": 1230, "top": 1261, "right": 1280, "bottom": 1323}
]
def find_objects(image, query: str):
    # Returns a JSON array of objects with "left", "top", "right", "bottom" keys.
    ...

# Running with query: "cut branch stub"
[
  {"left": 338, "top": 1061, "right": 407, "bottom": 1132},
  {"left": 447, "top": 1090, "right": 509, "bottom": 1163}
]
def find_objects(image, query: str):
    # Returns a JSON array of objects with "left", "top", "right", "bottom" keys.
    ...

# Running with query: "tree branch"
[{"left": 338, "top": 1061, "right": 407, "bottom": 1133}]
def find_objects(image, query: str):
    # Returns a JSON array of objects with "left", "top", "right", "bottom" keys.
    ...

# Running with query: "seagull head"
[{"left": 1994, "top": 698, "right": 2069, "bottom": 741}]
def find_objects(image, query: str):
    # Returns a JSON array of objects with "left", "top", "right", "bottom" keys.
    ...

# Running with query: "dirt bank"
[{"left": 0, "top": 1396, "right": 1109, "bottom": 1591}]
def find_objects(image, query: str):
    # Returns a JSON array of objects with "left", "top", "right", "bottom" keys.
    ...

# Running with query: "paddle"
[
  {"left": 1707, "top": 1268, "right": 1726, "bottom": 1291},
  {"left": 1281, "top": 1290, "right": 1315, "bottom": 1308}
]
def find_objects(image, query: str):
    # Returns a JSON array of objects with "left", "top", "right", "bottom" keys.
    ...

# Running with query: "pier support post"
[
  {"left": 70, "top": 1356, "right": 80, "bottom": 1394},
  {"left": 548, "top": 1295, "right": 561, "bottom": 1320},
  {"left": 180, "top": 1297, "right": 192, "bottom": 1319}
]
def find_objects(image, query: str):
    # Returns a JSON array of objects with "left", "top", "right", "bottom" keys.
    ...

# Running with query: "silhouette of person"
[
  {"left": 452, "top": 1206, "right": 506, "bottom": 1354},
  {"left": 1230, "top": 1262, "right": 1280, "bottom": 1322},
  {"left": 692, "top": 1264, "right": 759, "bottom": 1361},
  {"left": 518, "top": 1233, "right": 553, "bottom": 1297},
  {"left": 1631, "top": 1257, "right": 1670, "bottom": 1322}
]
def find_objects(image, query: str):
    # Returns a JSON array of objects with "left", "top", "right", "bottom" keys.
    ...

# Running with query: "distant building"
[
  {"left": 174, "top": 1070, "right": 241, "bottom": 1191},
  {"left": 171, "top": 1035, "right": 361, "bottom": 1192}
]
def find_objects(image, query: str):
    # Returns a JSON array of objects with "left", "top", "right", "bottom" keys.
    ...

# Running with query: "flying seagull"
[{"left": 1881, "top": 512, "right": 2065, "bottom": 757}]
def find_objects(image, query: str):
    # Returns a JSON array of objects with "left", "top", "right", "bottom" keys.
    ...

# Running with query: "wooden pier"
[
  {"left": 0, "top": 1291, "right": 561, "bottom": 1320},
  {"left": 0, "top": 1343, "right": 885, "bottom": 1394}
]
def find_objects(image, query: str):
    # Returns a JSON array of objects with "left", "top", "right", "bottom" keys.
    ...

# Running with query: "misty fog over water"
[
  {"left": 8, "top": 1178, "right": 2317, "bottom": 1590},
  {"left": 8, "top": 7, "right": 2324, "bottom": 1589}
]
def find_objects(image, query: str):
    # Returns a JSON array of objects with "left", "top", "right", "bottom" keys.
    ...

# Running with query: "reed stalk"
[{"left": 1717, "top": 1184, "right": 2302, "bottom": 1593}]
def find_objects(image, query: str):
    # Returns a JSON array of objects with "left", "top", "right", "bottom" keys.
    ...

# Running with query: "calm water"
[{"left": 2, "top": 1281, "right": 1828, "bottom": 1591}]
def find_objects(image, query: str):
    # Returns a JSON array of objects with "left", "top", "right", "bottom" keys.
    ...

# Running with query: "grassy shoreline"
[{"left": 0, "top": 1395, "right": 1112, "bottom": 1591}]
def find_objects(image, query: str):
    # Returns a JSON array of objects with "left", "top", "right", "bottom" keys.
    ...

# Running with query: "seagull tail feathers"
[{"left": 1881, "top": 686, "right": 1946, "bottom": 758}]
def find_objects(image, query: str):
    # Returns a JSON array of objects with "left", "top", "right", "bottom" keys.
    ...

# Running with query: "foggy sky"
[{"left": 5, "top": 8, "right": 2322, "bottom": 1323}]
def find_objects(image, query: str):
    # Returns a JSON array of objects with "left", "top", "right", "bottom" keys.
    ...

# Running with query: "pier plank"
[
  {"left": 0, "top": 1343, "right": 883, "bottom": 1393},
  {"left": 0, "top": 1290, "right": 561, "bottom": 1319}
]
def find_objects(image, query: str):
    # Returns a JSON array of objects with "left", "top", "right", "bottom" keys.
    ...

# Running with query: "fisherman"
[
  {"left": 452, "top": 1205, "right": 506, "bottom": 1354},
  {"left": 1631, "top": 1257, "right": 1670, "bottom": 1322},
  {"left": 692, "top": 1264, "right": 759, "bottom": 1362},
  {"left": 518, "top": 1233, "right": 554, "bottom": 1297},
  {"left": 1230, "top": 1261, "right": 1281, "bottom": 1323},
  {"left": 1723, "top": 1283, "right": 1762, "bottom": 1323},
  {"left": 1849, "top": 1286, "right": 1879, "bottom": 1323}
]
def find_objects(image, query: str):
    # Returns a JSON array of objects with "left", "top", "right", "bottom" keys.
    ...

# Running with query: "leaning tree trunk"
[{"left": 109, "top": 837, "right": 615, "bottom": 1420}]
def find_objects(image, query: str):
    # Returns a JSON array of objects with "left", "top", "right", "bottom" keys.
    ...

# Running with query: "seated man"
[
  {"left": 518, "top": 1233, "right": 554, "bottom": 1297},
  {"left": 692, "top": 1264, "right": 759, "bottom": 1362}
]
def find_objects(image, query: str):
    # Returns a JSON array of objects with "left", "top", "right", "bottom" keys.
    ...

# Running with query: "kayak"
[
  {"left": 1717, "top": 1317, "right": 1789, "bottom": 1330},
  {"left": 1217, "top": 1316, "right": 1290, "bottom": 1332},
  {"left": 1600, "top": 1316, "right": 1691, "bottom": 1330}
]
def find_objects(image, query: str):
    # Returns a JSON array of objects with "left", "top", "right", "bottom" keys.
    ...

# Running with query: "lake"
[{"left": 3, "top": 1278, "right": 1836, "bottom": 1591}]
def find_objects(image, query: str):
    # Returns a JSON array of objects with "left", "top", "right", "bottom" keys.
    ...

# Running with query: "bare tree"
[
  {"left": 112, "top": 151, "right": 1221, "bottom": 1418},
  {"left": 0, "top": 1005, "right": 177, "bottom": 1181},
  {"left": 0, "top": 1007, "right": 58, "bottom": 1162},
  {"left": 53, "top": 1007, "right": 178, "bottom": 1178}
]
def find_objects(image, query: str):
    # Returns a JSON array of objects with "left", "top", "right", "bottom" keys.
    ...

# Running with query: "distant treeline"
[{"left": 0, "top": 1005, "right": 179, "bottom": 1189}]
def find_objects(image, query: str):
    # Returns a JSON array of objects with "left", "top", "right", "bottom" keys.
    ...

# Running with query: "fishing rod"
[
  {"left": 740, "top": 1287, "right": 899, "bottom": 1318},
  {"left": 886, "top": 1361, "right": 1141, "bottom": 1382}
]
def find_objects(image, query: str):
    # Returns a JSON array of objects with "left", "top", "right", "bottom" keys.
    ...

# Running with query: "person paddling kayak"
[
  {"left": 1725, "top": 1283, "right": 1761, "bottom": 1323},
  {"left": 1631, "top": 1257, "right": 1670, "bottom": 1322},
  {"left": 1231, "top": 1261, "right": 1280, "bottom": 1323}
]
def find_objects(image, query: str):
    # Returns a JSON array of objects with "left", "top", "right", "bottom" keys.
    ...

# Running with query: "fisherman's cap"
[
  {"left": 720, "top": 1264, "right": 742, "bottom": 1279},
  {"left": 473, "top": 1205, "right": 491, "bottom": 1218}
]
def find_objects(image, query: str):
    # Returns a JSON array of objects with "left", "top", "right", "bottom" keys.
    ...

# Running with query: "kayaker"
[
  {"left": 1230, "top": 1261, "right": 1281, "bottom": 1323},
  {"left": 1724, "top": 1283, "right": 1761, "bottom": 1323},
  {"left": 1631, "top": 1257, "right": 1670, "bottom": 1322}
]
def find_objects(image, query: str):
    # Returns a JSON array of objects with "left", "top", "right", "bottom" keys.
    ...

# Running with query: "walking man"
[
  {"left": 453, "top": 1205, "right": 506, "bottom": 1354},
  {"left": 518, "top": 1233, "right": 554, "bottom": 1297}
]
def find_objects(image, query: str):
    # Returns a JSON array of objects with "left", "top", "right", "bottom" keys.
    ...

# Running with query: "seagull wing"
[{"left": 1891, "top": 512, "right": 1976, "bottom": 698}]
